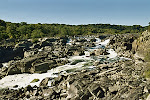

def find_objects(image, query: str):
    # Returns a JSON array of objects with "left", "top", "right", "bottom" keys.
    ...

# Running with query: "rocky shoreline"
[{"left": 0, "top": 32, "right": 150, "bottom": 100}]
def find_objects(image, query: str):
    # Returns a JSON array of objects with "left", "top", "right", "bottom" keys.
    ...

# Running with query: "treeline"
[{"left": 0, "top": 19, "right": 147, "bottom": 40}]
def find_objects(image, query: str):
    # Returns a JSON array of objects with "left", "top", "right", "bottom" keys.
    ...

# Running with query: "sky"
[{"left": 0, "top": 0, "right": 150, "bottom": 26}]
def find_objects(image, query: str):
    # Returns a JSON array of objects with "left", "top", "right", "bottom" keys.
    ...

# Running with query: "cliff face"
[
  {"left": 132, "top": 31, "right": 150, "bottom": 84},
  {"left": 132, "top": 30, "right": 150, "bottom": 59}
]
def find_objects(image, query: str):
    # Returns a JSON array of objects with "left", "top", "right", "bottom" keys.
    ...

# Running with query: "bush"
[
  {"left": 31, "top": 29, "right": 44, "bottom": 38},
  {"left": 31, "top": 38, "right": 39, "bottom": 43}
]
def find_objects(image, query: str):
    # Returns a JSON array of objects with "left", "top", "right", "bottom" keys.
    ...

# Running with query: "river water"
[{"left": 0, "top": 37, "right": 129, "bottom": 89}]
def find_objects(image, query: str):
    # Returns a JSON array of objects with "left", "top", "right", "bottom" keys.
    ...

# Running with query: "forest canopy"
[{"left": 0, "top": 19, "right": 148, "bottom": 40}]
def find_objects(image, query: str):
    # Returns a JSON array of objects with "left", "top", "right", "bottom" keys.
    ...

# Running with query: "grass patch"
[{"left": 30, "top": 79, "right": 40, "bottom": 83}]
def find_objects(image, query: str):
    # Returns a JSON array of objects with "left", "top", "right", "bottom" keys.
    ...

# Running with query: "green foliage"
[
  {"left": 31, "top": 38, "right": 39, "bottom": 43},
  {"left": 0, "top": 19, "right": 6, "bottom": 27},
  {"left": 0, "top": 19, "right": 148, "bottom": 41},
  {"left": 30, "top": 79, "right": 40, "bottom": 83},
  {"left": 31, "top": 29, "right": 44, "bottom": 38}
]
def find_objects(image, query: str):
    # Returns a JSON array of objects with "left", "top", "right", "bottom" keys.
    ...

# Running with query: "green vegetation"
[
  {"left": 30, "top": 79, "right": 40, "bottom": 83},
  {"left": 0, "top": 19, "right": 147, "bottom": 41},
  {"left": 31, "top": 38, "right": 39, "bottom": 43}
]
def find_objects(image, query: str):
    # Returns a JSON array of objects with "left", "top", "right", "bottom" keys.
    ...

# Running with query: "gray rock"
[
  {"left": 88, "top": 83, "right": 105, "bottom": 98},
  {"left": 40, "top": 41, "right": 53, "bottom": 47},
  {"left": 24, "top": 51, "right": 35, "bottom": 58},
  {"left": 30, "top": 43, "right": 40, "bottom": 49},
  {"left": 7, "top": 64, "right": 22, "bottom": 75},
  {"left": 39, "top": 77, "right": 50, "bottom": 87},
  {"left": 0, "top": 63, "right": 3, "bottom": 68},
  {"left": 33, "top": 62, "right": 50, "bottom": 73}
]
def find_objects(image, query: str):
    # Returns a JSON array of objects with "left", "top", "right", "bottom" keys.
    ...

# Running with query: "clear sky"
[{"left": 0, "top": 0, "right": 150, "bottom": 26}]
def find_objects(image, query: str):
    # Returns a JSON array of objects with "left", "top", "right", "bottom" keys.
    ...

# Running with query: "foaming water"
[
  {"left": 107, "top": 49, "right": 118, "bottom": 58},
  {"left": 0, "top": 37, "right": 123, "bottom": 89}
]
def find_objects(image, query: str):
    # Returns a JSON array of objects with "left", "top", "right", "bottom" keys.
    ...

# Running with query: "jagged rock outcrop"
[
  {"left": 132, "top": 31, "right": 150, "bottom": 58},
  {"left": 108, "top": 33, "right": 139, "bottom": 58}
]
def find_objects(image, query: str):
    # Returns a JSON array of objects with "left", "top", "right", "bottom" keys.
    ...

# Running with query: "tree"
[
  {"left": 31, "top": 29, "right": 44, "bottom": 38},
  {"left": 0, "top": 19, "right": 6, "bottom": 27},
  {"left": 20, "top": 22, "right": 27, "bottom": 26}
]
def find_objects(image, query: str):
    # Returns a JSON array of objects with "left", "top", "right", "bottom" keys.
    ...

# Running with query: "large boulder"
[
  {"left": 40, "top": 41, "right": 53, "bottom": 47},
  {"left": 24, "top": 50, "right": 35, "bottom": 58},
  {"left": 33, "top": 62, "right": 50, "bottom": 73},
  {"left": 7, "top": 65, "right": 22, "bottom": 75},
  {"left": 88, "top": 83, "right": 105, "bottom": 98},
  {"left": 30, "top": 43, "right": 40, "bottom": 49},
  {"left": 39, "top": 77, "right": 50, "bottom": 87},
  {"left": 132, "top": 31, "right": 150, "bottom": 57},
  {"left": 0, "top": 46, "right": 24, "bottom": 63},
  {"left": 14, "top": 40, "right": 32, "bottom": 50},
  {"left": 0, "top": 63, "right": 3, "bottom": 68}
]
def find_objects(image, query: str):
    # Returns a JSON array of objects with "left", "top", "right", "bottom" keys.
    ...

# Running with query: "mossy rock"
[{"left": 30, "top": 79, "right": 40, "bottom": 83}]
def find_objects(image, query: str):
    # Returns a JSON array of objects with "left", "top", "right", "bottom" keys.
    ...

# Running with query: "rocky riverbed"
[{"left": 0, "top": 33, "right": 150, "bottom": 100}]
